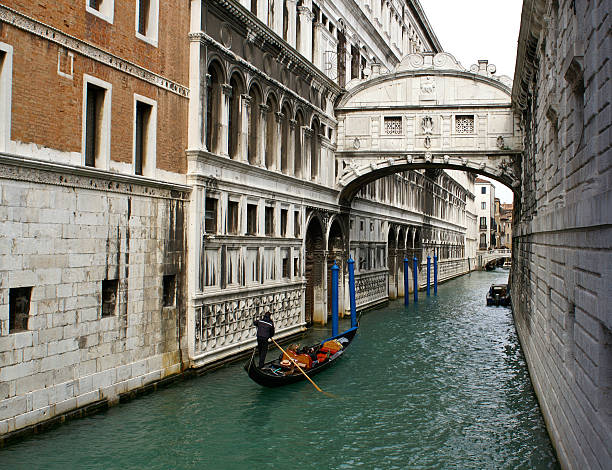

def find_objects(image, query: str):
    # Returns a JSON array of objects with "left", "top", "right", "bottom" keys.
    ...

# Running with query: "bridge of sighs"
[{"left": 333, "top": 52, "right": 522, "bottom": 205}]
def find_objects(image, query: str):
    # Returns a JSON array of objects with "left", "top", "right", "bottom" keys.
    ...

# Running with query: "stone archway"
[
  {"left": 304, "top": 215, "right": 325, "bottom": 325},
  {"left": 327, "top": 217, "right": 346, "bottom": 319}
]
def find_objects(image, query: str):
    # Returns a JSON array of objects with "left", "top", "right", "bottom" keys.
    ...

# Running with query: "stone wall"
[
  {"left": 512, "top": 1, "right": 611, "bottom": 468},
  {"left": 0, "top": 158, "right": 189, "bottom": 435}
]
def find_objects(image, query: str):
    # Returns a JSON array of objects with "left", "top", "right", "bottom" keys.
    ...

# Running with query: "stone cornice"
[
  {"left": 208, "top": 0, "right": 341, "bottom": 97},
  {"left": 512, "top": 0, "right": 547, "bottom": 110},
  {"left": 337, "top": 68, "right": 512, "bottom": 109},
  {"left": 0, "top": 5, "right": 189, "bottom": 98},
  {"left": 0, "top": 152, "right": 191, "bottom": 199},
  {"left": 186, "top": 149, "right": 339, "bottom": 201}
]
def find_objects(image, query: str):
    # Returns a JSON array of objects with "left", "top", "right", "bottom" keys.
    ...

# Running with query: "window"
[
  {"left": 135, "top": 0, "right": 159, "bottom": 46},
  {"left": 384, "top": 116, "right": 402, "bottom": 135},
  {"left": 162, "top": 274, "right": 176, "bottom": 307},
  {"left": 247, "top": 204, "right": 258, "bottom": 235},
  {"left": 0, "top": 44, "right": 13, "bottom": 151},
  {"left": 83, "top": 75, "right": 111, "bottom": 169},
  {"left": 86, "top": 0, "right": 114, "bottom": 24},
  {"left": 281, "top": 249, "right": 290, "bottom": 278},
  {"left": 481, "top": 186, "right": 487, "bottom": 194},
  {"left": 294, "top": 210, "right": 300, "bottom": 237},
  {"left": 9, "top": 287, "right": 32, "bottom": 333},
  {"left": 134, "top": 96, "right": 156, "bottom": 176},
  {"left": 280, "top": 209, "right": 288, "bottom": 237},
  {"left": 204, "top": 197, "right": 218, "bottom": 233},
  {"left": 479, "top": 217, "right": 487, "bottom": 229},
  {"left": 455, "top": 115, "right": 474, "bottom": 134},
  {"left": 265, "top": 206, "right": 274, "bottom": 236},
  {"left": 481, "top": 202, "right": 486, "bottom": 210},
  {"left": 227, "top": 200, "right": 239, "bottom": 234},
  {"left": 101, "top": 279, "right": 118, "bottom": 317}
]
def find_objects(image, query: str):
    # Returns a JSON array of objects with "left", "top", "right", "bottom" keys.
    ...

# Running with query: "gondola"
[{"left": 244, "top": 326, "right": 358, "bottom": 388}]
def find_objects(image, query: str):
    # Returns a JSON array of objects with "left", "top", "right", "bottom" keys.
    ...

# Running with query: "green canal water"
[{"left": 1, "top": 270, "right": 558, "bottom": 469}]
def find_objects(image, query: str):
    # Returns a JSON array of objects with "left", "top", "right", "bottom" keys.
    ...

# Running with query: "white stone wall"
[
  {"left": 512, "top": 1, "right": 611, "bottom": 468},
  {"left": 0, "top": 159, "right": 188, "bottom": 434}
]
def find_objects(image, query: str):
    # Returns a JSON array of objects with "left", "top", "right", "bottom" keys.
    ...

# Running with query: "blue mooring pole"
[
  {"left": 427, "top": 255, "right": 431, "bottom": 296},
  {"left": 413, "top": 256, "right": 418, "bottom": 302},
  {"left": 348, "top": 256, "right": 357, "bottom": 328},
  {"left": 434, "top": 254, "right": 438, "bottom": 295},
  {"left": 331, "top": 261, "right": 339, "bottom": 337},
  {"left": 403, "top": 257, "right": 409, "bottom": 306}
]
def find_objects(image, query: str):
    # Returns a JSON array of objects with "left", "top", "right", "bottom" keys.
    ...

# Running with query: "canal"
[{"left": 1, "top": 270, "right": 558, "bottom": 469}]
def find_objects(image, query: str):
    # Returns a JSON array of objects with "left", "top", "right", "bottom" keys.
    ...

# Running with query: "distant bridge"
[{"left": 476, "top": 249, "right": 511, "bottom": 269}]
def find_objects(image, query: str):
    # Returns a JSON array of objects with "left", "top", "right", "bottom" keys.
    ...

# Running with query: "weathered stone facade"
[
  {"left": 512, "top": 1, "right": 611, "bottom": 468},
  {"left": 0, "top": 157, "right": 189, "bottom": 434}
]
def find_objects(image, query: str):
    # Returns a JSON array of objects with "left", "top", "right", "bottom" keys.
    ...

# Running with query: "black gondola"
[
  {"left": 486, "top": 284, "right": 511, "bottom": 306},
  {"left": 244, "top": 326, "right": 358, "bottom": 388}
]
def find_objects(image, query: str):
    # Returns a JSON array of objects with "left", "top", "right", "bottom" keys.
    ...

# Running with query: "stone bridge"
[
  {"left": 334, "top": 52, "right": 522, "bottom": 205},
  {"left": 477, "top": 249, "right": 511, "bottom": 269}
]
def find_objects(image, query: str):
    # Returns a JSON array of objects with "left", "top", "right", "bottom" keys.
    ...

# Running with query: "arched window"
[
  {"left": 248, "top": 84, "right": 262, "bottom": 165},
  {"left": 281, "top": 102, "right": 291, "bottom": 174},
  {"left": 228, "top": 73, "right": 244, "bottom": 160},
  {"left": 294, "top": 110, "right": 303, "bottom": 178},
  {"left": 206, "top": 62, "right": 223, "bottom": 153},
  {"left": 310, "top": 117, "right": 320, "bottom": 180},
  {"left": 265, "top": 94, "right": 278, "bottom": 169}
]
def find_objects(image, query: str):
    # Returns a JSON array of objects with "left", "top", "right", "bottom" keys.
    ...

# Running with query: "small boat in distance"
[
  {"left": 502, "top": 259, "right": 511, "bottom": 269},
  {"left": 486, "top": 284, "right": 511, "bottom": 307},
  {"left": 245, "top": 326, "right": 358, "bottom": 388}
]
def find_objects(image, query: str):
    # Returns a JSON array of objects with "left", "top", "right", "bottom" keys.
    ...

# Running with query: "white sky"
[{"left": 420, "top": 0, "right": 523, "bottom": 203}]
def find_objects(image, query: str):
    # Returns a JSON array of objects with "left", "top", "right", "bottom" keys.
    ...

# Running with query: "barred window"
[
  {"left": 455, "top": 115, "right": 474, "bottom": 134},
  {"left": 384, "top": 116, "right": 402, "bottom": 135}
]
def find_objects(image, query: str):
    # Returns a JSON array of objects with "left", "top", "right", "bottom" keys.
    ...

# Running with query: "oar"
[{"left": 271, "top": 338, "right": 330, "bottom": 396}]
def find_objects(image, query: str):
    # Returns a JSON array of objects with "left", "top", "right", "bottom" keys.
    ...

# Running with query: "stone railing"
[
  {"left": 193, "top": 284, "right": 304, "bottom": 357},
  {"left": 355, "top": 269, "right": 388, "bottom": 310}
]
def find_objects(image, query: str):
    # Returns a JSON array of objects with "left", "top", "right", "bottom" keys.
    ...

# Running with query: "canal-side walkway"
[{"left": 0, "top": 270, "right": 558, "bottom": 469}]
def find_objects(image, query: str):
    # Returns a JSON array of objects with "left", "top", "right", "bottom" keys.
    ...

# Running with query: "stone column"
[
  {"left": 239, "top": 94, "right": 251, "bottom": 162},
  {"left": 288, "top": 119, "right": 296, "bottom": 176},
  {"left": 274, "top": 111, "right": 283, "bottom": 171},
  {"left": 345, "top": 47, "right": 352, "bottom": 85},
  {"left": 303, "top": 127, "right": 312, "bottom": 180},
  {"left": 297, "top": 5, "right": 313, "bottom": 62},
  {"left": 312, "top": 22, "right": 324, "bottom": 69},
  {"left": 286, "top": 0, "right": 297, "bottom": 48},
  {"left": 218, "top": 84, "right": 232, "bottom": 157},
  {"left": 258, "top": 103, "right": 269, "bottom": 168},
  {"left": 273, "top": 0, "right": 283, "bottom": 35}
]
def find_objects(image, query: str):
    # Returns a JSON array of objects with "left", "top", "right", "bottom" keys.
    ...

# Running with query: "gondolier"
[{"left": 254, "top": 311, "right": 275, "bottom": 368}]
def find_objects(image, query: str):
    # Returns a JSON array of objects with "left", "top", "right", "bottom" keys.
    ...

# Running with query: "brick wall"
[
  {"left": 0, "top": 6, "right": 188, "bottom": 174},
  {"left": 0, "top": 161, "right": 188, "bottom": 434},
  {"left": 512, "top": 1, "right": 611, "bottom": 468},
  {"left": 1, "top": 0, "right": 189, "bottom": 84}
]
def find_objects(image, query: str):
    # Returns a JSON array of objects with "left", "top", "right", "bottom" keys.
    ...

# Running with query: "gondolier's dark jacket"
[{"left": 254, "top": 315, "right": 275, "bottom": 339}]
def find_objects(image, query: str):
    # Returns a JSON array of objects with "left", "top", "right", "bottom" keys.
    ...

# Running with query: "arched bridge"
[{"left": 334, "top": 52, "right": 522, "bottom": 205}]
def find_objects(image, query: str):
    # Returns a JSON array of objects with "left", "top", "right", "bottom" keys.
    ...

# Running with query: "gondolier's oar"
[{"left": 271, "top": 338, "right": 327, "bottom": 395}]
